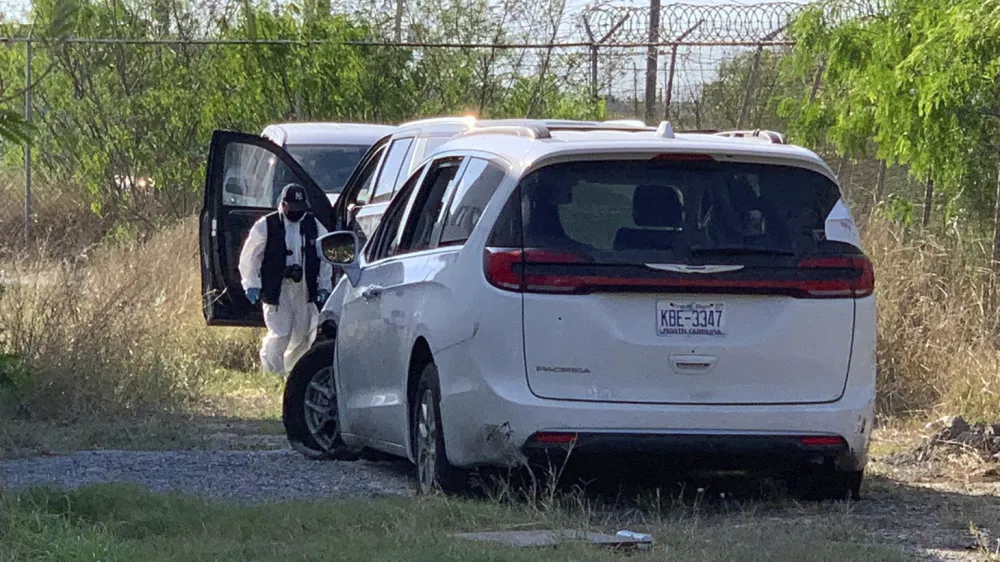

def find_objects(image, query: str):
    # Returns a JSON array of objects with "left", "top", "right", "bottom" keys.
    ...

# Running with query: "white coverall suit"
[{"left": 238, "top": 215, "right": 333, "bottom": 374}]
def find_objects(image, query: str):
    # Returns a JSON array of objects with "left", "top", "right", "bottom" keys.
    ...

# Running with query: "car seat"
[{"left": 613, "top": 185, "right": 684, "bottom": 251}]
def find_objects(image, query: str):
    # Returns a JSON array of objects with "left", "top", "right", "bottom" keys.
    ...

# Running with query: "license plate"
[{"left": 656, "top": 301, "right": 726, "bottom": 337}]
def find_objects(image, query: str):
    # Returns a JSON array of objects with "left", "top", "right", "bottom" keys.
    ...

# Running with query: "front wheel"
[
  {"left": 283, "top": 341, "right": 356, "bottom": 460},
  {"left": 412, "top": 363, "right": 465, "bottom": 495}
]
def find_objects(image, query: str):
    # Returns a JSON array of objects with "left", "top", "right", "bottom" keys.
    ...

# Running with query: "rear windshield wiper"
[{"left": 688, "top": 245, "right": 795, "bottom": 256}]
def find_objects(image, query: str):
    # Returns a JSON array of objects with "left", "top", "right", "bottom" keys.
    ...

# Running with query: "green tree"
[{"left": 780, "top": 0, "right": 1000, "bottom": 232}]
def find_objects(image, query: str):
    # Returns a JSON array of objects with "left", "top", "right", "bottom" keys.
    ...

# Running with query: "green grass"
[{"left": 0, "top": 485, "right": 911, "bottom": 562}]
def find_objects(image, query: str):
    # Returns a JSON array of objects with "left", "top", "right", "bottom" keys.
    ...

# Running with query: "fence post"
[
  {"left": 874, "top": 160, "right": 887, "bottom": 204},
  {"left": 643, "top": 0, "right": 661, "bottom": 125},
  {"left": 24, "top": 38, "right": 32, "bottom": 246},
  {"left": 582, "top": 16, "right": 599, "bottom": 107},
  {"left": 663, "top": 20, "right": 702, "bottom": 122},
  {"left": 989, "top": 166, "right": 1000, "bottom": 311},
  {"left": 633, "top": 61, "right": 639, "bottom": 117},
  {"left": 589, "top": 45, "right": 598, "bottom": 102},
  {"left": 922, "top": 178, "right": 934, "bottom": 228},
  {"left": 584, "top": 15, "right": 629, "bottom": 114},
  {"left": 737, "top": 27, "right": 784, "bottom": 129}
]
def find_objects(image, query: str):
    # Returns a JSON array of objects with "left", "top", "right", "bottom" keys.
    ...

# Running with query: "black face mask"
[{"left": 284, "top": 210, "right": 305, "bottom": 222}]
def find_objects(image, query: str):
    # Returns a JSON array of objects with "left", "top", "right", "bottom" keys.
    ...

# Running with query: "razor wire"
[{"left": 581, "top": 1, "right": 884, "bottom": 45}]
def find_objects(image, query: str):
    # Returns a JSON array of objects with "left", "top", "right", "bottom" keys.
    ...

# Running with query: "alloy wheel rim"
[
  {"left": 303, "top": 366, "right": 339, "bottom": 451},
  {"left": 416, "top": 389, "right": 437, "bottom": 493}
]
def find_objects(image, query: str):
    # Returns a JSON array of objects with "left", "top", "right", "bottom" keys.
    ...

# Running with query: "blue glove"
[
  {"left": 315, "top": 290, "right": 330, "bottom": 305},
  {"left": 246, "top": 287, "right": 261, "bottom": 305}
]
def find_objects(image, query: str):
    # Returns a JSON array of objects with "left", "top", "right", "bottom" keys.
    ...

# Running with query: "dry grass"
[
  {"left": 2, "top": 200, "right": 1000, "bottom": 432},
  {"left": 864, "top": 215, "right": 1000, "bottom": 422},
  {"left": 0, "top": 178, "right": 114, "bottom": 263},
  {"left": 0, "top": 217, "right": 262, "bottom": 422}
]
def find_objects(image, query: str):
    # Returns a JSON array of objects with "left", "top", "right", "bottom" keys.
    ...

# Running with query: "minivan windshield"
[
  {"left": 518, "top": 159, "right": 840, "bottom": 263},
  {"left": 286, "top": 144, "right": 369, "bottom": 194}
]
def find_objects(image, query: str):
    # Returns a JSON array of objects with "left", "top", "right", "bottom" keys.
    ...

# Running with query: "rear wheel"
[
  {"left": 283, "top": 341, "right": 356, "bottom": 460},
  {"left": 412, "top": 363, "right": 465, "bottom": 495}
]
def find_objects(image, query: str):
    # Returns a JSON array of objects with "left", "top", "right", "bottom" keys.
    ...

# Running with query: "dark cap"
[{"left": 279, "top": 183, "right": 310, "bottom": 211}]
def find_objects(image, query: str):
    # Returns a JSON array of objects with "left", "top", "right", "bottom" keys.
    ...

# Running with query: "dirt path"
[{"left": 1, "top": 430, "right": 997, "bottom": 561}]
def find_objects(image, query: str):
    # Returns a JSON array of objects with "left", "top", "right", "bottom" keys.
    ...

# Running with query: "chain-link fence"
[{"left": 0, "top": 0, "right": 885, "bottom": 256}]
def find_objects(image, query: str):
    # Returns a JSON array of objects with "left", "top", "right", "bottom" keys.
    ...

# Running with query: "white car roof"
[
  {"left": 261, "top": 122, "right": 397, "bottom": 147},
  {"left": 389, "top": 117, "right": 651, "bottom": 141},
  {"left": 429, "top": 127, "right": 837, "bottom": 183}
]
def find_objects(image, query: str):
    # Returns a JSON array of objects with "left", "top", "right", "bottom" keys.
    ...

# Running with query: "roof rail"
[
  {"left": 458, "top": 125, "right": 552, "bottom": 140},
  {"left": 485, "top": 119, "right": 651, "bottom": 133},
  {"left": 603, "top": 119, "right": 648, "bottom": 128},
  {"left": 713, "top": 129, "right": 785, "bottom": 144}
]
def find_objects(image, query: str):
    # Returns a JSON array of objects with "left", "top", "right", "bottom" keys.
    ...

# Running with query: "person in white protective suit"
[{"left": 238, "top": 183, "right": 333, "bottom": 375}]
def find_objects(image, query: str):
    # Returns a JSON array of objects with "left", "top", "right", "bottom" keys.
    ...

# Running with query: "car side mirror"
[{"left": 318, "top": 231, "right": 361, "bottom": 286}]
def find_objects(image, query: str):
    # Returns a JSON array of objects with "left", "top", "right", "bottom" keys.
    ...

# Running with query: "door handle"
[
  {"left": 362, "top": 286, "right": 383, "bottom": 301},
  {"left": 669, "top": 355, "right": 717, "bottom": 374}
]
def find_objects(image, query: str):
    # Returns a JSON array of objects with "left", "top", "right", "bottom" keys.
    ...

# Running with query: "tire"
[
  {"left": 791, "top": 465, "right": 863, "bottom": 501},
  {"left": 412, "top": 363, "right": 466, "bottom": 495},
  {"left": 282, "top": 341, "right": 357, "bottom": 461}
]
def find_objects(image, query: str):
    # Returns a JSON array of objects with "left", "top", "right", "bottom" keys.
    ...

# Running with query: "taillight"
[
  {"left": 530, "top": 432, "right": 578, "bottom": 445},
  {"left": 800, "top": 436, "right": 846, "bottom": 447},
  {"left": 796, "top": 256, "right": 874, "bottom": 298},
  {"left": 484, "top": 248, "right": 523, "bottom": 291},
  {"left": 484, "top": 248, "right": 874, "bottom": 299},
  {"left": 484, "top": 248, "right": 585, "bottom": 292}
]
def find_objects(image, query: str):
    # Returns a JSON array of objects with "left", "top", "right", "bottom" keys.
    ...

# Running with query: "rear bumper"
[
  {"left": 521, "top": 432, "right": 851, "bottom": 471},
  {"left": 437, "top": 372, "right": 874, "bottom": 472}
]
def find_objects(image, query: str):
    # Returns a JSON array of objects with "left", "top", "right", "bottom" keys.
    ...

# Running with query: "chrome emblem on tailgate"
[{"left": 646, "top": 264, "right": 745, "bottom": 274}]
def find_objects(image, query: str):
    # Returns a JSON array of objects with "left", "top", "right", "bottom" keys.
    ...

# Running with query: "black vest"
[{"left": 260, "top": 212, "right": 320, "bottom": 306}]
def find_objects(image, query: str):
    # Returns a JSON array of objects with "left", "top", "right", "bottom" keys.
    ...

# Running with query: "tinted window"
[
  {"left": 519, "top": 160, "right": 840, "bottom": 263},
  {"left": 439, "top": 159, "right": 506, "bottom": 246},
  {"left": 486, "top": 185, "right": 522, "bottom": 247},
  {"left": 394, "top": 158, "right": 464, "bottom": 256},
  {"left": 371, "top": 138, "right": 414, "bottom": 203},
  {"left": 366, "top": 167, "right": 424, "bottom": 262},
  {"left": 351, "top": 145, "right": 387, "bottom": 206},
  {"left": 286, "top": 144, "right": 368, "bottom": 194},
  {"left": 221, "top": 142, "right": 302, "bottom": 208}
]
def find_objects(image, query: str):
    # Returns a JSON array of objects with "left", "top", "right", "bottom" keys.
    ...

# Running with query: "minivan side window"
[
  {"left": 352, "top": 144, "right": 388, "bottom": 206},
  {"left": 365, "top": 165, "right": 426, "bottom": 263},
  {"left": 371, "top": 137, "right": 414, "bottom": 204},
  {"left": 390, "top": 157, "right": 465, "bottom": 257},
  {"left": 438, "top": 158, "right": 506, "bottom": 246}
]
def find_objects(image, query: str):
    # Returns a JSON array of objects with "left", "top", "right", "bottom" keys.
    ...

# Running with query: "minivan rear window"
[{"left": 518, "top": 159, "right": 840, "bottom": 263}]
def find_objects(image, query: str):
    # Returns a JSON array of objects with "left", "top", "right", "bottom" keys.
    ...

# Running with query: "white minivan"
[{"left": 201, "top": 121, "right": 875, "bottom": 500}]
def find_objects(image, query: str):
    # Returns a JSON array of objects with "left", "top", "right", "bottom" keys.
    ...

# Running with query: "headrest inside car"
[{"left": 633, "top": 185, "right": 683, "bottom": 227}]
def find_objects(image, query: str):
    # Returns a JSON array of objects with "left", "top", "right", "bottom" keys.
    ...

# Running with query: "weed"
[
  {"left": 0, "top": 485, "right": 908, "bottom": 562},
  {"left": 0, "top": 218, "right": 260, "bottom": 423}
]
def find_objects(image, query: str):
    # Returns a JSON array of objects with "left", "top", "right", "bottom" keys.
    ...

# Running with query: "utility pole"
[
  {"left": 393, "top": 0, "right": 404, "bottom": 42},
  {"left": 643, "top": 0, "right": 661, "bottom": 125}
]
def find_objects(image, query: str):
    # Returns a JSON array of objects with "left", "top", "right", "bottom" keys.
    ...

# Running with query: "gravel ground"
[
  {"left": 0, "top": 449, "right": 414, "bottom": 503},
  {"left": 2, "top": 445, "right": 998, "bottom": 561}
]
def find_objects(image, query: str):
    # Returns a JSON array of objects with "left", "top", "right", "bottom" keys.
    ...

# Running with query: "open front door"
[{"left": 199, "top": 131, "right": 333, "bottom": 327}]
